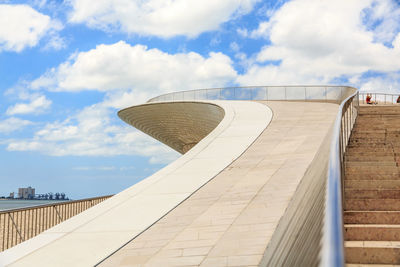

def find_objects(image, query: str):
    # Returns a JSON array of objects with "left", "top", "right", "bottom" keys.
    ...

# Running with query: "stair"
[{"left": 344, "top": 105, "right": 400, "bottom": 265}]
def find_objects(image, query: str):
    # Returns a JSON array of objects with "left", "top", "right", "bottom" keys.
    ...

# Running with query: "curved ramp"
[
  {"left": 0, "top": 101, "right": 272, "bottom": 267},
  {"left": 100, "top": 101, "right": 339, "bottom": 266}
]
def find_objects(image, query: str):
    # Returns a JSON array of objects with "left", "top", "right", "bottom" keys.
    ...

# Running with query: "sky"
[{"left": 0, "top": 0, "right": 400, "bottom": 199}]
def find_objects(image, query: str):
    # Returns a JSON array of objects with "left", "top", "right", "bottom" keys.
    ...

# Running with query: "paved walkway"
[{"left": 100, "top": 101, "right": 339, "bottom": 266}]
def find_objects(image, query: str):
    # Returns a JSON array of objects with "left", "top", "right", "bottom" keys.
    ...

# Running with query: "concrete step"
[
  {"left": 346, "top": 162, "right": 397, "bottom": 167},
  {"left": 345, "top": 153, "right": 396, "bottom": 160},
  {"left": 345, "top": 156, "right": 395, "bottom": 162},
  {"left": 356, "top": 118, "right": 400, "bottom": 121},
  {"left": 346, "top": 147, "right": 397, "bottom": 153},
  {"left": 345, "top": 241, "right": 400, "bottom": 264},
  {"left": 345, "top": 180, "right": 400, "bottom": 190},
  {"left": 351, "top": 132, "right": 386, "bottom": 137},
  {"left": 349, "top": 140, "right": 400, "bottom": 145},
  {"left": 345, "top": 224, "right": 400, "bottom": 241},
  {"left": 345, "top": 190, "right": 400, "bottom": 199},
  {"left": 344, "top": 211, "right": 400, "bottom": 224},
  {"left": 345, "top": 199, "right": 400, "bottom": 211},
  {"left": 353, "top": 129, "right": 400, "bottom": 134},
  {"left": 348, "top": 140, "right": 400, "bottom": 145},
  {"left": 357, "top": 113, "right": 400, "bottom": 117},
  {"left": 347, "top": 143, "right": 400, "bottom": 148},
  {"left": 346, "top": 166, "right": 399, "bottom": 175},
  {"left": 345, "top": 173, "right": 399, "bottom": 180},
  {"left": 346, "top": 151, "right": 395, "bottom": 155}
]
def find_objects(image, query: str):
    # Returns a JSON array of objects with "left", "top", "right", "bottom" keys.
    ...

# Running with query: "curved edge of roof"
[
  {"left": 0, "top": 100, "right": 273, "bottom": 267},
  {"left": 118, "top": 101, "right": 226, "bottom": 154}
]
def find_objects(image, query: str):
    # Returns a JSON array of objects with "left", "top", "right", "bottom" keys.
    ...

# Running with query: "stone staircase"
[{"left": 344, "top": 105, "right": 400, "bottom": 265}]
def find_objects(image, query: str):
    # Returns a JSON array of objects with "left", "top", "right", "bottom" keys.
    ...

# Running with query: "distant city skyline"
[{"left": 1, "top": 0, "right": 400, "bottom": 199}]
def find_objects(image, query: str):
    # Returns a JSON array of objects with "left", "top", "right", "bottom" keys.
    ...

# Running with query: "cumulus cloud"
[
  {"left": 67, "top": 0, "right": 259, "bottom": 38},
  {"left": 6, "top": 94, "right": 52, "bottom": 115},
  {"left": 6, "top": 102, "right": 180, "bottom": 163},
  {"left": 0, "top": 4, "right": 62, "bottom": 52},
  {"left": 73, "top": 166, "right": 116, "bottom": 171},
  {"left": 31, "top": 41, "right": 237, "bottom": 100},
  {"left": 237, "top": 0, "right": 400, "bottom": 86},
  {"left": 6, "top": 41, "right": 238, "bottom": 161},
  {"left": 0, "top": 117, "right": 33, "bottom": 134},
  {"left": 357, "top": 72, "right": 400, "bottom": 93}
]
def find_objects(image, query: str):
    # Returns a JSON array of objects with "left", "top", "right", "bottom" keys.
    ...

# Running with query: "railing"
[
  {"left": 147, "top": 85, "right": 359, "bottom": 266},
  {"left": 0, "top": 195, "right": 112, "bottom": 252},
  {"left": 359, "top": 92, "right": 400, "bottom": 105},
  {"left": 321, "top": 91, "right": 359, "bottom": 266},
  {"left": 148, "top": 85, "right": 355, "bottom": 103}
]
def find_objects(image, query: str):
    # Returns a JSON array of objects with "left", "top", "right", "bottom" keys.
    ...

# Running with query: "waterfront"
[{"left": 0, "top": 199, "right": 68, "bottom": 211}]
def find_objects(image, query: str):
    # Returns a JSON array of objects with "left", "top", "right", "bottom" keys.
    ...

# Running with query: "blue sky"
[{"left": 0, "top": 0, "right": 400, "bottom": 199}]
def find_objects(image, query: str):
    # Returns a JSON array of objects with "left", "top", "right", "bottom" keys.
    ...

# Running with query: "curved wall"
[{"left": 118, "top": 102, "right": 225, "bottom": 154}]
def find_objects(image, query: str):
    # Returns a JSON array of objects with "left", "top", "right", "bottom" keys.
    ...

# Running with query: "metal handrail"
[
  {"left": 321, "top": 91, "right": 359, "bottom": 266},
  {"left": 146, "top": 85, "right": 359, "bottom": 266},
  {"left": 0, "top": 195, "right": 113, "bottom": 252},
  {"left": 147, "top": 85, "right": 355, "bottom": 104},
  {"left": 0, "top": 195, "right": 113, "bottom": 213}
]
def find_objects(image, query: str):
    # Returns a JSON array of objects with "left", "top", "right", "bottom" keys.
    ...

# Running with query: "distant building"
[
  {"left": 9, "top": 192, "right": 14, "bottom": 199},
  {"left": 18, "top": 187, "right": 35, "bottom": 199}
]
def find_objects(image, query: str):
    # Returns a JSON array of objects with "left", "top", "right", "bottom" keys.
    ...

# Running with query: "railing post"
[
  {"left": 325, "top": 87, "right": 327, "bottom": 102},
  {"left": 8, "top": 213, "right": 24, "bottom": 243},
  {"left": 305, "top": 87, "right": 307, "bottom": 101},
  {"left": 285, "top": 87, "right": 287, "bottom": 100},
  {"left": 54, "top": 205, "right": 62, "bottom": 221}
]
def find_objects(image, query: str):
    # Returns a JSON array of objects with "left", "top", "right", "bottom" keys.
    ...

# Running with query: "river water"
[{"left": 0, "top": 199, "right": 68, "bottom": 211}]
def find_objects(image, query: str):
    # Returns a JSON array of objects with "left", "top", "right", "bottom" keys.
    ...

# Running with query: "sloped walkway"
[
  {"left": 100, "top": 101, "right": 339, "bottom": 266},
  {"left": 0, "top": 101, "right": 271, "bottom": 267}
]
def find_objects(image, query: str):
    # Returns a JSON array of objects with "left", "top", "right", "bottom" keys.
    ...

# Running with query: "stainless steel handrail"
[
  {"left": 321, "top": 91, "right": 359, "bottom": 266},
  {"left": 147, "top": 85, "right": 354, "bottom": 104},
  {"left": 146, "top": 85, "right": 359, "bottom": 266}
]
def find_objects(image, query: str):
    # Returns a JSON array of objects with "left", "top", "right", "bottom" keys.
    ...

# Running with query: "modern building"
[
  {"left": 17, "top": 187, "right": 35, "bottom": 199},
  {"left": 0, "top": 86, "right": 397, "bottom": 266}
]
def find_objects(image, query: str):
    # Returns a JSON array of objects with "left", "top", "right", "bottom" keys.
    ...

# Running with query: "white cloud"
[
  {"left": 6, "top": 94, "right": 52, "bottom": 115},
  {"left": 31, "top": 0, "right": 47, "bottom": 9},
  {"left": 42, "top": 33, "right": 66, "bottom": 51},
  {"left": 0, "top": 117, "right": 33, "bottom": 134},
  {"left": 5, "top": 41, "right": 238, "bottom": 163},
  {"left": 357, "top": 72, "right": 400, "bottom": 93},
  {"left": 237, "top": 0, "right": 400, "bottom": 86},
  {"left": 230, "top": 42, "right": 240, "bottom": 52},
  {"left": 73, "top": 166, "right": 116, "bottom": 171},
  {"left": 31, "top": 41, "right": 237, "bottom": 100},
  {"left": 361, "top": 0, "right": 400, "bottom": 45},
  {"left": 67, "top": 0, "right": 259, "bottom": 38},
  {"left": 0, "top": 4, "right": 61, "bottom": 52},
  {"left": 6, "top": 102, "right": 180, "bottom": 163}
]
